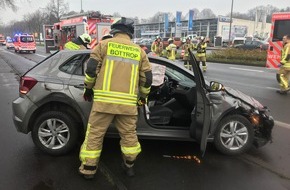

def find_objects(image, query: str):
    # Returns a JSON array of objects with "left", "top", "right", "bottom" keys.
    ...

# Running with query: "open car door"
[{"left": 188, "top": 50, "right": 211, "bottom": 156}]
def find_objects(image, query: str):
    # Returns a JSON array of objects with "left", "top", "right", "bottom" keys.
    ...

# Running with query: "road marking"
[
  {"left": 229, "top": 67, "right": 264, "bottom": 73},
  {"left": 275, "top": 120, "right": 290, "bottom": 129},
  {"left": 35, "top": 54, "right": 46, "bottom": 58},
  {"left": 266, "top": 87, "right": 280, "bottom": 90}
]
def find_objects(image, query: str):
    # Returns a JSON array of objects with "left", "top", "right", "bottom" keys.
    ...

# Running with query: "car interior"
[{"left": 147, "top": 60, "right": 196, "bottom": 128}]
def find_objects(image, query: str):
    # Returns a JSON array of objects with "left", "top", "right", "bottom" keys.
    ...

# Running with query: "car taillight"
[{"left": 19, "top": 76, "right": 38, "bottom": 95}]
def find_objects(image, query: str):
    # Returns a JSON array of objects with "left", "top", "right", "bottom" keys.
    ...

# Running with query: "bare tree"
[
  {"left": 198, "top": 8, "right": 216, "bottom": 19},
  {"left": 0, "top": 0, "right": 17, "bottom": 11},
  {"left": 45, "top": 0, "right": 69, "bottom": 22}
]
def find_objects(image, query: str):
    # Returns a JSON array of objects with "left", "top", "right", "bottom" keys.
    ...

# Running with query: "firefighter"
[
  {"left": 196, "top": 36, "right": 207, "bottom": 72},
  {"left": 166, "top": 38, "right": 177, "bottom": 61},
  {"left": 64, "top": 33, "right": 92, "bottom": 50},
  {"left": 182, "top": 37, "right": 195, "bottom": 70},
  {"left": 79, "top": 17, "right": 152, "bottom": 179},
  {"left": 151, "top": 36, "right": 163, "bottom": 56},
  {"left": 277, "top": 34, "right": 290, "bottom": 95}
]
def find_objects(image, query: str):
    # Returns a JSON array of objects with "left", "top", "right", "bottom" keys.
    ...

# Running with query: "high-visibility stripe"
[
  {"left": 130, "top": 65, "right": 138, "bottom": 95},
  {"left": 65, "top": 42, "right": 80, "bottom": 50},
  {"left": 107, "top": 55, "right": 139, "bottom": 65},
  {"left": 94, "top": 90, "right": 137, "bottom": 100},
  {"left": 80, "top": 150, "right": 101, "bottom": 159},
  {"left": 103, "top": 60, "right": 111, "bottom": 91},
  {"left": 107, "top": 60, "right": 114, "bottom": 91},
  {"left": 85, "top": 74, "right": 95, "bottom": 83},
  {"left": 139, "top": 86, "right": 151, "bottom": 95},
  {"left": 121, "top": 143, "right": 141, "bottom": 155},
  {"left": 94, "top": 97, "right": 136, "bottom": 106}
]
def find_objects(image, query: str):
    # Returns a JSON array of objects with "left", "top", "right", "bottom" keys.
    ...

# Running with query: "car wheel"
[
  {"left": 33, "top": 50, "right": 36, "bottom": 53},
  {"left": 15, "top": 49, "right": 17, "bottom": 53},
  {"left": 32, "top": 111, "right": 79, "bottom": 156},
  {"left": 214, "top": 115, "right": 254, "bottom": 155}
]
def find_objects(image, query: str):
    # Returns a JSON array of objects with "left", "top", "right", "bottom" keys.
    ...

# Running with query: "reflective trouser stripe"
[{"left": 121, "top": 142, "right": 141, "bottom": 155}]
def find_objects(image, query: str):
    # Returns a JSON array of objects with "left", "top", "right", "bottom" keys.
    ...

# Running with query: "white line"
[
  {"left": 275, "top": 121, "right": 290, "bottom": 129},
  {"left": 35, "top": 54, "right": 46, "bottom": 58},
  {"left": 229, "top": 67, "right": 264, "bottom": 73},
  {"left": 266, "top": 87, "right": 280, "bottom": 90}
]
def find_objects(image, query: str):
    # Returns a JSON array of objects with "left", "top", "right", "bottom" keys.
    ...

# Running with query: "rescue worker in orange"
[
  {"left": 277, "top": 34, "right": 290, "bottom": 95},
  {"left": 196, "top": 36, "right": 207, "bottom": 72},
  {"left": 166, "top": 38, "right": 177, "bottom": 61},
  {"left": 79, "top": 17, "right": 152, "bottom": 179},
  {"left": 64, "top": 33, "right": 92, "bottom": 50},
  {"left": 182, "top": 37, "right": 195, "bottom": 70},
  {"left": 151, "top": 36, "right": 163, "bottom": 56}
]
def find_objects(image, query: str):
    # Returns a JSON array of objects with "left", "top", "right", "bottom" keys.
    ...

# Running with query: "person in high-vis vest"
[
  {"left": 196, "top": 36, "right": 207, "bottom": 72},
  {"left": 166, "top": 38, "right": 177, "bottom": 61},
  {"left": 182, "top": 37, "right": 195, "bottom": 70},
  {"left": 277, "top": 34, "right": 290, "bottom": 95},
  {"left": 79, "top": 17, "right": 152, "bottom": 179},
  {"left": 151, "top": 36, "right": 163, "bottom": 56},
  {"left": 64, "top": 33, "right": 92, "bottom": 50}
]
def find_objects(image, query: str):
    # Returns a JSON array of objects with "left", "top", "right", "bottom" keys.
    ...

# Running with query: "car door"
[{"left": 188, "top": 50, "right": 211, "bottom": 156}]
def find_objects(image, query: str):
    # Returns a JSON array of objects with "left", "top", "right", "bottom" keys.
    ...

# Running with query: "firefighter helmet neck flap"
[
  {"left": 79, "top": 33, "right": 92, "bottom": 44},
  {"left": 110, "top": 17, "right": 134, "bottom": 39}
]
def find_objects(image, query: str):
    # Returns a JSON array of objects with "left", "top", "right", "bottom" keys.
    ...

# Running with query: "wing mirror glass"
[{"left": 209, "top": 81, "right": 224, "bottom": 92}]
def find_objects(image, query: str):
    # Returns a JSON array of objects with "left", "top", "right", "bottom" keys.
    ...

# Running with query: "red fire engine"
[
  {"left": 43, "top": 11, "right": 113, "bottom": 53},
  {"left": 267, "top": 12, "right": 290, "bottom": 68}
]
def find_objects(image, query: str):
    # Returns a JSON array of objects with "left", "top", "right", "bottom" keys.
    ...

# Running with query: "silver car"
[{"left": 12, "top": 50, "right": 274, "bottom": 156}]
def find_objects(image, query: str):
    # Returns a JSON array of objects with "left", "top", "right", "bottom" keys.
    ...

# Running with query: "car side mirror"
[{"left": 209, "top": 81, "right": 224, "bottom": 92}]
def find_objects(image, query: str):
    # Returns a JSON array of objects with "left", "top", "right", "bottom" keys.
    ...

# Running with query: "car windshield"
[
  {"left": 20, "top": 36, "right": 34, "bottom": 42},
  {"left": 7, "top": 39, "right": 13, "bottom": 43}
]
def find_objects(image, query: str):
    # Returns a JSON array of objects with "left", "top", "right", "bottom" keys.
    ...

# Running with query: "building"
[{"left": 135, "top": 15, "right": 271, "bottom": 46}]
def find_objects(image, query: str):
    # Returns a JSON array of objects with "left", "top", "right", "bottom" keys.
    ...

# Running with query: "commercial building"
[{"left": 134, "top": 15, "right": 271, "bottom": 46}]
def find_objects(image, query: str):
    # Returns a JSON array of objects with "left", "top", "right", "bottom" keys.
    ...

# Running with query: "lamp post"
[
  {"left": 81, "top": 0, "right": 83, "bottom": 13},
  {"left": 228, "top": 0, "right": 234, "bottom": 45}
]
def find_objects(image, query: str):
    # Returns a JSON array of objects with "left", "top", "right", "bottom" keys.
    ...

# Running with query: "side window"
[{"left": 59, "top": 54, "right": 90, "bottom": 75}]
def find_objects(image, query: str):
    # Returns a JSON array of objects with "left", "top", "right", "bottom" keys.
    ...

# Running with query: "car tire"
[
  {"left": 214, "top": 115, "right": 254, "bottom": 156},
  {"left": 15, "top": 49, "right": 17, "bottom": 53},
  {"left": 32, "top": 111, "right": 79, "bottom": 156},
  {"left": 33, "top": 50, "right": 36, "bottom": 53}
]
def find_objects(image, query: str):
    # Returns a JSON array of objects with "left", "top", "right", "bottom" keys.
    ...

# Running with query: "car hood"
[{"left": 224, "top": 87, "right": 264, "bottom": 110}]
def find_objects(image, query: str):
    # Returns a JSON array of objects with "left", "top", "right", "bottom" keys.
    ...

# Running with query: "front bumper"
[
  {"left": 12, "top": 96, "right": 38, "bottom": 134},
  {"left": 253, "top": 115, "right": 274, "bottom": 148}
]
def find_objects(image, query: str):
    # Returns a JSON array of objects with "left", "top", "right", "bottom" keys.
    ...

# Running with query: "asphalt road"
[{"left": 0, "top": 46, "right": 290, "bottom": 190}]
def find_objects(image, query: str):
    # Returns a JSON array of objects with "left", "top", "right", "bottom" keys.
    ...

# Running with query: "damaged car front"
[{"left": 207, "top": 81, "right": 274, "bottom": 155}]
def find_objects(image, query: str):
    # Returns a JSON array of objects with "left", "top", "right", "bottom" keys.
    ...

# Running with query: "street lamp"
[
  {"left": 81, "top": 0, "right": 84, "bottom": 13},
  {"left": 228, "top": 0, "right": 234, "bottom": 45}
]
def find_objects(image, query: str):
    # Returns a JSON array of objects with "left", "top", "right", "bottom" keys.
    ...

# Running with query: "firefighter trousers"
[
  {"left": 279, "top": 66, "right": 290, "bottom": 91},
  {"left": 79, "top": 111, "right": 141, "bottom": 175}
]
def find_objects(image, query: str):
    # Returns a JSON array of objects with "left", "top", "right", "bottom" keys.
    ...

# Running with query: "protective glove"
[
  {"left": 83, "top": 88, "right": 94, "bottom": 102},
  {"left": 137, "top": 97, "right": 146, "bottom": 106}
]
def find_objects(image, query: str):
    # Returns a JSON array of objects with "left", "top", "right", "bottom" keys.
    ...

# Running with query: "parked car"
[
  {"left": 12, "top": 50, "right": 274, "bottom": 156},
  {"left": 235, "top": 40, "right": 269, "bottom": 50},
  {"left": 6, "top": 38, "right": 14, "bottom": 49}
]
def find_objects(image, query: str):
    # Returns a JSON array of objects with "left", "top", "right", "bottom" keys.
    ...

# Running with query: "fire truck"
[
  {"left": 43, "top": 11, "right": 113, "bottom": 53},
  {"left": 0, "top": 34, "right": 6, "bottom": 45},
  {"left": 267, "top": 12, "right": 290, "bottom": 68}
]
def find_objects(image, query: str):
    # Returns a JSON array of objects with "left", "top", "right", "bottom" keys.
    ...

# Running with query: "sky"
[{"left": 1, "top": 0, "right": 290, "bottom": 24}]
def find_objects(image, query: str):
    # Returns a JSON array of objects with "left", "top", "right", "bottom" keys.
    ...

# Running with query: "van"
[
  {"left": 232, "top": 37, "right": 246, "bottom": 47},
  {"left": 13, "top": 34, "right": 36, "bottom": 53}
]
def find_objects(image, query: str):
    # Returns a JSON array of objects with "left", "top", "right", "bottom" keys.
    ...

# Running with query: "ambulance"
[
  {"left": 43, "top": 11, "right": 113, "bottom": 53},
  {"left": 267, "top": 12, "right": 290, "bottom": 68},
  {"left": 13, "top": 33, "right": 36, "bottom": 53}
]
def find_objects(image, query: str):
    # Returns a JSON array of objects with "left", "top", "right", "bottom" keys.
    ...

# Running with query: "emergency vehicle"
[
  {"left": 43, "top": 11, "right": 113, "bottom": 53},
  {"left": 267, "top": 12, "right": 290, "bottom": 68},
  {"left": 0, "top": 34, "right": 6, "bottom": 45},
  {"left": 13, "top": 33, "right": 36, "bottom": 53}
]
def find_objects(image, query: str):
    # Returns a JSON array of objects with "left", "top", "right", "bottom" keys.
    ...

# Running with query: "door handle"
[{"left": 74, "top": 84, "right": 85, "bottom": 89}]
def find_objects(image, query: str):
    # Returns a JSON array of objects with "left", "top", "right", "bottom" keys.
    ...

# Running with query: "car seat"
[{"left": 149, "top": 105, "right": 173, "bottom": 125}]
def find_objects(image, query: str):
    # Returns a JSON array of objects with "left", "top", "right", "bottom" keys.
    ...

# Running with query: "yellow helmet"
[{"left": 79, "top": 33, "right": 92, "bottom": 44}]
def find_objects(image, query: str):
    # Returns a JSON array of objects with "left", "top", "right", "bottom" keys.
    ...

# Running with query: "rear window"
[
  {"left": 273, "top": 20, "right": 290, "bottom": 42},
  {"left": 20, "top": 36, "right": 34, "bottom": 42}
]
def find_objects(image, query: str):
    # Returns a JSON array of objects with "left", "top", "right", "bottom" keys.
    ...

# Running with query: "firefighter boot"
[
  {"left": 122, "top": 160, "right": 135, "bottom": 177},
  {"left": 202, "top": 65, "right": 207, "bottom": 72},
  {"left": 276, "top": 88, "right": 290, "bottom": 95},
  {"left": 79, "top": 164, "right": 97, "bottom": 180}
]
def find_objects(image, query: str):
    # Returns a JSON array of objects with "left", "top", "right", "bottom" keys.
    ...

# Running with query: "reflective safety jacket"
[
  {"left": 85, "top": 33, "right": 152, "bottom": 115},
  {"left": 281, "top": 42, "right": 290, "bottom": 69},
  {"left": 166, "top": 43, "right": 177, "bottom": 60},
  {"left": 182, "top": 42, "right": 195, "bottom": 57},
  {"left": 196, "top": 42, "right": 207, "bottom": 57},
  {"left": 64, "top": 41, "right": 87, "bottom": 50},
  {"left": 151, "top": 41, "right": 163, "bottom": 56}
]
